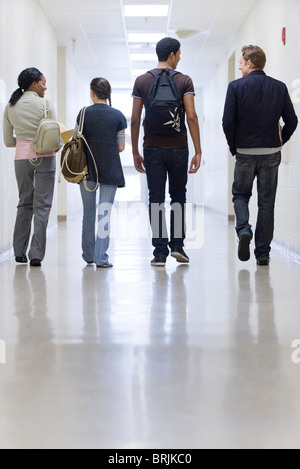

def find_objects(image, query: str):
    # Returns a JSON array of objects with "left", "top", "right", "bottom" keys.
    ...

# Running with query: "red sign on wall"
[{"left": 282, "top": 27, "right": 286, "bottom": 46}]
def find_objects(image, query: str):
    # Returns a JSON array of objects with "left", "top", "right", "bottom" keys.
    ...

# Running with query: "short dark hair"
[
  {"left": 242, "top": 45, "right": 267, "bottom": 70},
  {"left": 156, "top": 37, "right": 181, "bottom": 62},
  {"left": 9, "top": 67, "right": 43, "bottom": 106},
  {"left": 90, "top": 77, "right": 112, "bottom": 106}
]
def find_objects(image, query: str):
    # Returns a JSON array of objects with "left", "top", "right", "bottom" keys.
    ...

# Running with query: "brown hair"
[
  {"left": 242, "top": 45, "right": 266, "bottom": 70},
  {"left": 90, "top": 77, "right": 112, "bottom": 106}
]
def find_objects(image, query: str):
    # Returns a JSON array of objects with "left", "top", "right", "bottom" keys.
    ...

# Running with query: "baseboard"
[
  {"left": 0, "top": 221, "right": 58, "bottom": 263},
  {"left": 273, "top": 238, "right": 300, "bottom": 261},
  {"left": 0, "top": 244, "right": 13, "bottom": 261}
]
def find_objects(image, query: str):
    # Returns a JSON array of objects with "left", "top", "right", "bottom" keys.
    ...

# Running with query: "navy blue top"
[
  {"left": 223, "top": 71, "right": 298, "bottom": 156},
  {"left": 77, "top": 104, "right": 127, "bottom": 187}
]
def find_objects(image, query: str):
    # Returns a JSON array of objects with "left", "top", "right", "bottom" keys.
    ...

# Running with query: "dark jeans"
[
  {"left": 232, "top": 152, "right": 281, "bottom": 260},
  {"left": 144, "top": 146, "right": 189, "bottom": 257}
]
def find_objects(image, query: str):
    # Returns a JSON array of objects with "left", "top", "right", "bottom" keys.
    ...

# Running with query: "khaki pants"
[{"left": 14, "top": 157, "right": 56, "bottom": 261}]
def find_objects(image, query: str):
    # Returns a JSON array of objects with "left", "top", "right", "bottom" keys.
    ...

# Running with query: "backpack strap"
[
  {"left": 78, "top": 107, "right": 86, "bottom": 136},
  {"left": 147, "top": 68, "right": 181, "bottom": 78},
  {"left": 147, "top": 69, "right": 182, "bottom": 104},
  {"left": 147, "top": 70, "right": 159, "bottom": 78},
  {"left": 43, "top": 100, "right": 50, "bottom": 119},
  {"left": 168, "top": 69, "right": 181, "bottom": 78},
  {"left": 78, "top": 107, "right": 99, "bottom": 192},
  {"left": 81, "top": 134, "right": 99, "bottom": 193}
]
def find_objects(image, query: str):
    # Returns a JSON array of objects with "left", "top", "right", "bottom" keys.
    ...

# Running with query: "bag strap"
[
  {"left": 30, "top": 101, "right": 49, "bottom": 165},
  {"left": 43, "top": 100, "right": 50, "bottom": 119},
  {"left": 81, "top": 134, "right": 99, "bottom": 193},
  {"left": 147, "top": 68, "right": 181, "bottom": 78},
  {"left": 148, "top": 70, "right": 159, "bottom": 79},
  {"left": 78, "top": 108, "right": 99, "bottom": 192},
  {"left": 59, "top": 107, "right": 99, "bottom": 193},
  {"left": 78, "top": 107, "right": 86, "bottom": 136}
]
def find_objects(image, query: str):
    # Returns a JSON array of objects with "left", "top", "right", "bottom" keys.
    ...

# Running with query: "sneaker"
[
  {"left": 171, "top": 248, "right": 190, "bottom": 264},
  {"left": 238, "top": 234, "right": 251, "bottom": 262},
  {"left": 30, "top": 259, "right": 42, "bottom": 267},
  {"left": 151, "top": 256, "right": 167, "bottom": 267},
  {"left": 257, "top": 258, "right": 270, "bottom": 266}
]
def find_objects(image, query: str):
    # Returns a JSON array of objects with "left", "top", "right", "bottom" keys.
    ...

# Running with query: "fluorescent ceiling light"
[
  {"left": 128, "top": 33, "right": 166, "bottom": 43},
  {"left": 124, "top": 5, "right": 169, "bottom": 17},
  {"left": 129, "top": 44, "right": 156, "bottom": 49},
  {"left": 130, "top": 54, "right": 157, "bottom": 61}
]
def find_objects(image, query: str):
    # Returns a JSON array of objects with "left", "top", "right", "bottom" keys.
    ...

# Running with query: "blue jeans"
[
  {"left": 80, "top": 182, "right": 117, "bottom": 266},
  {"left": 232, "top": 152, "right": 281, "bottom": 260},
  {"left": 144, "top": 146, "right": 189, "bottom": 257}
]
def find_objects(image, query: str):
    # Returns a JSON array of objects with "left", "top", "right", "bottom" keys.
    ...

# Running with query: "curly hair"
[{"left": 156, "top": 37, "right": 181, "bottom": 62}]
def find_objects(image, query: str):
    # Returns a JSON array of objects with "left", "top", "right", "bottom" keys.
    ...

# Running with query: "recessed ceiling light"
[
  {"left": 129, "top": 44, "right": 156, "bottom": 50},
  {"left": 128, "top": 33, "right": 166, "bottom": 43},
  {"left": 124, "top": 5, "right": 169, "bottom": 17}
]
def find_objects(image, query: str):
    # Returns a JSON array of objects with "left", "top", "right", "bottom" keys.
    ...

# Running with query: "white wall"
[
  {"left": 202, "top": 58, "right": 230, "bottom": 216},
  {"left": 187, "top": 87, "right": 204, "bottom": 205},
  {"left": 0, "top": 0, "right": 57, "bottom": 255},
  {"left": 202, "top": 0, "right": 300, "bottom": 252},
  {"left": 57, "top": 47, "right": 90, "bottom": 219},
  {"left": 0, "top": 1, "right": 90, "bottom": 256}
]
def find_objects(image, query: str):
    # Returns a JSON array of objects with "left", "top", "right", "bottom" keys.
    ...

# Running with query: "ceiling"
[{"left": 38, "top": 0, "right": 257, "bottom": 89}]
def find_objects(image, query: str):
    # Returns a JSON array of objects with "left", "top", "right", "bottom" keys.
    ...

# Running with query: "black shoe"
[
  {"left": 30, "top": 259, "right": 42, "bottom": 267},
  {"left": 171, "top": 248, "right": 190, "bottom": 264},
  {"left": 16, "top": 256, "right": 28, "bottom": 264},
  {"left": 238, "top": 234, "right": 251, "bottom": 261},
  {"left": 257, "top": 258, "right": 270, "bottom": 266},
  {"left": 151, "top": 256, "right": 167, "bottom": 267}
]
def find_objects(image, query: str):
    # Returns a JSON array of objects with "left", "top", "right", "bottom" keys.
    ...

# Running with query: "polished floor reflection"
[{"left": 1, "top": 208, "right": 300, "bottom": 449}]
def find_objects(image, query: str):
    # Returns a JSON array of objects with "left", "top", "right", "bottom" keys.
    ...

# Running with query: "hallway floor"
[{"left": 1, "top": 207, "right": 300, "bottom": 449}]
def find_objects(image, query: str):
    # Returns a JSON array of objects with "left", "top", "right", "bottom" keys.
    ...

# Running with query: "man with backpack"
[{"left": 131, "top": 37, "right": 202, "bottom": 267}]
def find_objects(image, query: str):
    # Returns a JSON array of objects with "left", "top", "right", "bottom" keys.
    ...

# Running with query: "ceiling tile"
[{"left": 39, "top": 0, "right": 257, "bottom": 88}]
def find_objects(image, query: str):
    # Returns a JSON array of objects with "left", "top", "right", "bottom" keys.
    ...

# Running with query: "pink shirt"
[{"left": 15, "top": 141, "right": 56, "bottom": 161}]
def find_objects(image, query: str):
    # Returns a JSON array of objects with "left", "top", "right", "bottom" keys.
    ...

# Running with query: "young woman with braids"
[
  {"left": 3, "top": 68, "right": 57, "bottom": 267},
  {"left": 74, "top": 77, "right": 127, "bottom": 268}
]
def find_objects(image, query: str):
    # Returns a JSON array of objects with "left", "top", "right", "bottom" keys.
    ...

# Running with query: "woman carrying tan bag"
[{"left": 74, "top": 78, "right": 127, "bottom": 268}]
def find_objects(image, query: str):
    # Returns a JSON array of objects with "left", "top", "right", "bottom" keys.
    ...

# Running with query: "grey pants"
[{"left": 14, "top": 157, "right": 56, "bottom": 261}]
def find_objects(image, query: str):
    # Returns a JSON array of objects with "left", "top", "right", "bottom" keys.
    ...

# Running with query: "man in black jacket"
[{"left": 223, "top": 45, "right": 298, "bottom": 266}]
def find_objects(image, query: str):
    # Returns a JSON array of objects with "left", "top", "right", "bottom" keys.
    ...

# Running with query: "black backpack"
[{"left": 144, "top": 69, "right": 185, "bottom": 136}]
